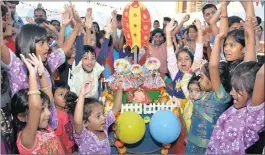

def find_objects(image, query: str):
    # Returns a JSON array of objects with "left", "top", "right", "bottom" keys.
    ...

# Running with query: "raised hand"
[
  {"left": 240, "top": 17, "right": 254, "bottom": 38},
  {"left": 80, "top": 79, "right": 95, "bottom": 96},
  {"left": 26, "top": 17, "right": 35, "bottom": 24},
  {"left": 216, "top": 30, "right": 227, "bottom": 40},
  {"left": 85, "top": 8, "right": 93, "bottom": 29},
  {"left": 166, "top": 19, "right": 176, "bottom": 33},
  {"left": 62, "top": 7, "right": 72, "bottom": 26},
  {"left": 194, "top": 19, "right": 203, "bottom": 31},
  {"left": 181, "top": 14, "right": 190, "bottom": 23},
  {"left": 71, "top": 5, "right": 82, "bottom": 23},
  {"left": 43, "top": 23, "right": 58, "bottom": 32},
  {"left": 27, "top": 53, "right": 45, "bottom": 77},
  {"left": 20, "top": 54, "right": 36, "bottom": 75}
]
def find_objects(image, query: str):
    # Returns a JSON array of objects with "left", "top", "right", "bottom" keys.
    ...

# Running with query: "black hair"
[
  {"left": 64, "top": 91, "right": 78, "bottom": 114},
  {"left": 231, "top": 61, "right": 262, "bottom": 96},
  {"left": 96, "top": 30, "right": 113, "bottom": 48},
  {"left": 1, "top": 69, "right": 10, "bottom": 95},
  {"left": 228, "top": 16, "right": 243, "bottom": 28},
  {"left": 154, "top": 20, "right": 159, "bottom": 24},
  {"left": 202, "top": 62, "right": 231, "bottom": 92},
  {"left": 35, "top": 18, "right": 50, "bottom": 25},
  {"left": 176, "top": 48, "right": 194, "bottom": 64},
  {"left": 256, "top": 16, "right": 262, "bottom": 25},
  {"left": 11, "top": 89, "right": 50, "bottom": 154},
  {"left": 83, "top": 45, "right": 96, "bottom": 57},
  {"left": 93, "top": 22, "right": 100, "bottom": 32},
  {"left": 260, "top": 25, "right": 263, "bottom": 32},
  {"left": 52, "top": 80, "right": 70, "bottom": 94},
  {"left": 1, "top": 4, "right": 8, "bottom": 19},
  {"left": 83, "top": 98, "right": 103, "bottom": 123},
  {"left": 187, "top": 24, "right": 198, "bottom": 34},
  {"left": 50, "top": 19, "right": 60, "bottom": 25},
  {"left": 151, "top": 28, "right": 164, "bottom": 37},
  {"left": 163, "top": 17, "right": 171, "bottom": 22},
  {"left": 34, "top": 8, "right": 47, "bottom": 17},
  {"left": 4, "top": 1, "right": 19, "bottom": 5},
  {"left": 117, "top": 14, "right": 122, "bottom": 22},
  {"left": 15, "top": 24, "right": 48, "bottom": 58},
  {"left": 188, "top": 75, "right": 201, "bottom": 90},
  {"left": 223, "top": 29, "right": 245, "bottom": 60},
  {"left": 202, "top": 4, "right": 217, "bottom": 15}
]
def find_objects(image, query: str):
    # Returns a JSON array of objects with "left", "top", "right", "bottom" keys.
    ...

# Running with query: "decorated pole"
[{"left": 122, "top": 0, "right": 151, "bottom": 64}]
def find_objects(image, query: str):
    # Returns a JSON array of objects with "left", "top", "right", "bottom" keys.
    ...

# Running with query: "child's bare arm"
[
  {"left": 84, "top": 8, "right": 93, "bottom": 46},
  {"left": 111, "top": 80, "right": 123, "bottom": 115},
  {"left": 19, "top": 54, "right": 42, "bottom": 150},
  {"left": 252, "top": 64, "right": 264, "bottom": 106},
  {"left": 209, "top": 31, "right": 226, "bottom": 92},
  {"left": 173, "top": 14, "right": 190, "bottom": 36},
  {"left": 242, "top": 17, "right": 256, "bottom": 62},
  {"left": 209, "top": 7, "right": 221, "bottom": 37},
  {"left": 74, "top": 80, "right": 94, "bottom": 135}
]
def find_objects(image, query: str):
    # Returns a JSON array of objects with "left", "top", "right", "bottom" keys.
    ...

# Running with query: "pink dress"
[{"left": 206, "top": 99, "right": 264, "bottom": 154}]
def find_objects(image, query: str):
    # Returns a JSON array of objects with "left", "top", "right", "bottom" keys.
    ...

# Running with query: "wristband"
[{"left": 27, "top": 90, "right": 41, "bottom": 95}]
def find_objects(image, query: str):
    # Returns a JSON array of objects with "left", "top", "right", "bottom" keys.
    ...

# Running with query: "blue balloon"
[{"left": 149, "top": 110, "right": 181, "bottom": 144}]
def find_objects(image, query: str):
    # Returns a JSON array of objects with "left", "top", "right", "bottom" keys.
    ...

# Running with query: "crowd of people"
[{"left": 1, "top": 1, "right": 264, "bottom": 154}]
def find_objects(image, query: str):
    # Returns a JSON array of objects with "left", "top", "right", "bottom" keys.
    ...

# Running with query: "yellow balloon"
[{"left": 116, "top": 112, "right": 146, "bottom": 144}]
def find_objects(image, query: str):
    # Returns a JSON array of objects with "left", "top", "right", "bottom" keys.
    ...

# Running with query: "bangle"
[
  {"left": 41, "top": 85, "right": 51, "bottom": 90},
  {"left": 27, "top": 90, "right": 41, "bottom": 95},
  {"left": 220, "top": 15, "right": 228, "bottom": 18}
]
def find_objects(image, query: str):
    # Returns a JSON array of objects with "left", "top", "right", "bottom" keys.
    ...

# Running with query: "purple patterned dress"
[
  {"left": 74, "top": 110, "right": 115, "bottom": 154},
  {"left": 1, "top": 48, "right": 66, "bottom": 129},
  {"left": 206, "top": 99, "right": 264, "bottom": 154}
]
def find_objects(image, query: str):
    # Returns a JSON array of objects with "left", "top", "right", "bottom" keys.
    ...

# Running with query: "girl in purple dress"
[
  {"left": 1, "top": 8, "right": 82, "bottom": 130},
  {"left": 73, "top": 79, "right": 123, "bottom": 154},
  {"left": 206, "top": 62, "right": 264, "bottom": 154}
]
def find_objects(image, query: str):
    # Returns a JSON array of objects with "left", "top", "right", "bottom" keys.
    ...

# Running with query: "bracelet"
[
  {"left": 27, "top": 90, "right": 41, "bottom": 95},
  {"left": 41, "top": 85, "right": 51, "bottom": 90},
  {"left": 220, "top": 15, "right": 228, "bottom": 18}
]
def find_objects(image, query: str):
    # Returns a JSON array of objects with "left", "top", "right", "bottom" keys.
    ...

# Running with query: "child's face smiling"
[
  {"left": 224, "top": 36, "right": 244, "bottom": 62},
  {"left": 85, "top": 104, "right": 106, "bottom": 131},
  {"left": 230, "top": 88, "right": 249, "bottom": 109},
  {"left": 177, "top": 52, "right": 192, "bottom": 73},
  {"left": 82, "top": 52, "right": 96, "bottom": 73}
]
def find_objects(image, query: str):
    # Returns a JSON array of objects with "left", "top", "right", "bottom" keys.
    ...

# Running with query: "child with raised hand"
[
  {"left": 11, "top": 54, "right": 64, "bottom": 154},
  {"left": 166, "top": 18, "right": 204, "bottom": 110},
  {"left": 73, "top": 79, "right": 123, "bottom": 154},
  {"left": 185, "top": 29, "right": 232, "bottom": 154},
  {"left": 206, "top": 62, "right": 264, "bottom": 154},
  {"left": 1, "top": 5, "right": 83, "bottom": 130}
]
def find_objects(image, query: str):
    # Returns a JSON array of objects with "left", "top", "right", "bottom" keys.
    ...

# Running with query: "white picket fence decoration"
[{"left": 100, "top": 96, "right": 181, "bottom": 114}]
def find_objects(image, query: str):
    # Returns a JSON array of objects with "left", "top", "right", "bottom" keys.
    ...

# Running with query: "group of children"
[{"left": 1, "top": 0, "right": 264, "bottom": 154}]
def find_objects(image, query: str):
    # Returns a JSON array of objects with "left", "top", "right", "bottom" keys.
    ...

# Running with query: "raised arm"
[
  {"left": 209, "top": 30, "right": 226, "bottom": 92},
  {"left": 58, "top": 7, "right": 72, "bottom": 48},
  {"left": 194, "top": 20, "right": 204, "bottom": 61},
  {"left": 241, "top": 17, "right": 256, "bottom": 62},
  {"left": 166, "top": 19, "right": 179, "bottom": 80},
  {"left": 84, "top": 8, "right": 93, "bottom": 46},
  {"left": 209, "top": 7, "right": 221, "bottom": 37},
  {"left": 74, "top": 79, "right": 95, "bottom": 135},
  {"left": 252, "top": 64, "right": 264, "bottom": 106},
  {"left": 111, "top": 80, "right": 123, "bottom": 115},
  {"left": 61, "top": 7, "right": 82, "bottom": 57},
  {"left": 111, "top": 10, "right": 118, "bottom": 45},
  {"left": 173, "top": 14, "right": 190, "bottom": 36},
  {"left": 19, "top": 54, "right": 42, "bottom": 150}
]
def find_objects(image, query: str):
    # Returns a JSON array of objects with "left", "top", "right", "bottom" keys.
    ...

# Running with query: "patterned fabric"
[
  {"left": 1, "top": 48, "right": 66, "bottom": 129},
  {"left": 74, "top": 110, "right": 115, "bottom": 154},
  {"left": 185, "top": 84, "right": 231, "bottom": 154},
  {"left": 206, "top": 100, "right": 264, "bottom": 154},
  {"left": 172, "top": 71, "right": 185, "bottom": 99},
  {"left": 17, "top": 126, "right": 64, "bottom": 154}
]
